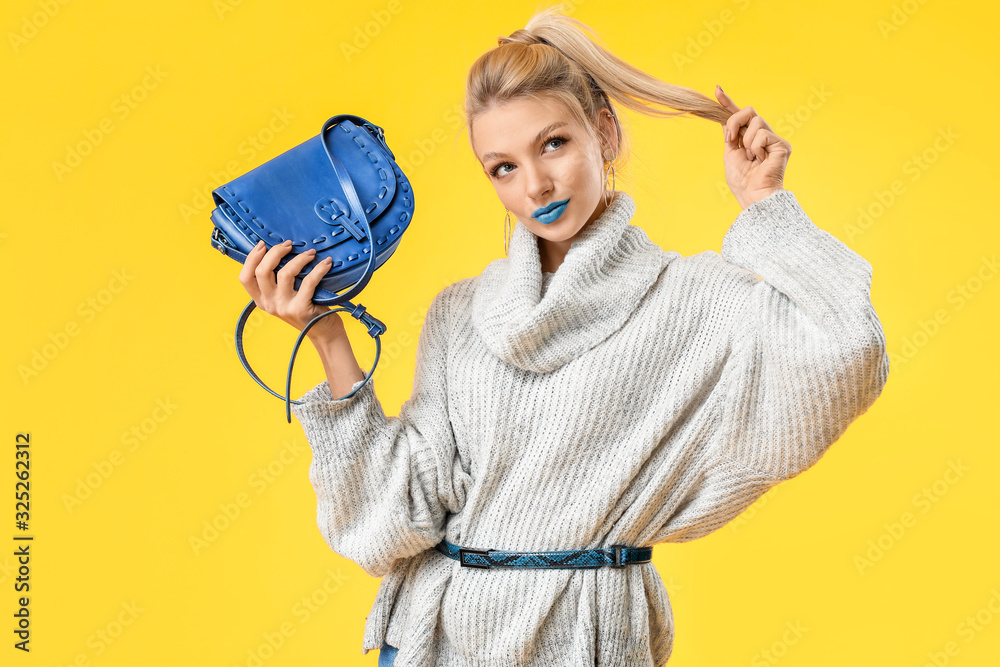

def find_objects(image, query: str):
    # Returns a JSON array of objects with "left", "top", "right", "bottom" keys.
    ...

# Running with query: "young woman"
[{"left": 238, "top": 7, "right": 889, "bottom": 666}]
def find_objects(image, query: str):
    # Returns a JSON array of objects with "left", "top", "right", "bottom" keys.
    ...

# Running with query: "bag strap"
[
  {"left": 314, "top": 114, "right": 381, "bottom": 304},
  {"left": 235, "top": 298, "right": 386, "bottom": 423},
  {"left": 233, "top": 114, "right": 393, "bottom": 422},
  {"left": 313, "top": 113, "right": 394, "bottom": 157}
]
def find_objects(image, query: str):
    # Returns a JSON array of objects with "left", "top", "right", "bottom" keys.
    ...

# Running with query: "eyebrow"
[{"left": 480, "top": 121, "right": 569, "bottom": 164}]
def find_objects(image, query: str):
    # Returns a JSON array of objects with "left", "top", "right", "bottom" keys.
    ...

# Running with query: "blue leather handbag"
[{"left": 209, "top": 114, "right": 414, "bottom": 422}]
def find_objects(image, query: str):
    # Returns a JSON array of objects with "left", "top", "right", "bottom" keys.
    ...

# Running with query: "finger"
[
  {"left": 716, "top": 86, "right": 750, "bottom": 147},
  {"left": 723, "top": 121, "right": 745, "bottom": 150},
  {"left": 292, "top": 256, "right": 334, "bottom": 307},
  {"left": 727, "top": 125, "right": 752, "bottom": 159},
  {"left": 255, "top": 239, "right": 294, "bottom": 298},
  {"left": 238, "top": 240, "right": 268, "bottom": 300},
  {"left": 750, "top": 130, "right": 782, "bottom": 163},
  {"left": 715, "top": 86, "right": 742, "bottom": 146},
  {"left": 741, "top": 116, "right": 768, "bottom": 160},
  {"left": 742, "top": 113, "right": 774, "bottom": 142},
  {"left": 714, "top": 85, "right": 740, "bottom": 114},
  {"left": 276, "top": 247, "right": 318, "bottom": 292},
  {"left": 725, "top": 105, "right": 759, "bottom": 149}
]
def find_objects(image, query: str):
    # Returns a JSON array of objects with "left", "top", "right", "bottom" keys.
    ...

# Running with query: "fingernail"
[
  {"left": 322, "top": 256, "right": 332, "bottom": 264},
  {"left": 255, "top": 240, "right": 264, "bottom": 250},
  {"left": 724, "top": 128, "right": 730, "bottom": 142},
  {"left": 717, "top": 85, "right": 724, "bottom": 93}
]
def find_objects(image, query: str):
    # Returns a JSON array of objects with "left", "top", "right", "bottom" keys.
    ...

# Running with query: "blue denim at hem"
[
  {"left": 378, "top": 641, "right": 600, "bottom": 665},
  {"left": 378, "top": 642, "right": 398, "bottom": 667}
]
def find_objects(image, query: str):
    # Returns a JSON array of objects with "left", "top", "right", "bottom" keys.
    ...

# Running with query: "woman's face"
[{"left": 471, "top": 96, "right": 616, "bottom": 246}]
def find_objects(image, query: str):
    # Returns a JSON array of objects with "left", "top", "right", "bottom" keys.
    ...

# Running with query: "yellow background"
[{"left": 3, "top": 0, "right": 997, "bottom": 665}]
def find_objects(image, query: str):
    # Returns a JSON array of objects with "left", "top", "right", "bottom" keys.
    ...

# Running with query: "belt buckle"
[
  {"left": 458, "top": 547, "right": 491, "bottom": 569},
  {"left": 610, "top": 544, "right": 627, "bottom": 569}
]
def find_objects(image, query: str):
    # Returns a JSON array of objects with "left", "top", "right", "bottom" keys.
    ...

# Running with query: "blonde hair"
[{"left": 465, "top": 3, "right": 733, "bottom": 174}]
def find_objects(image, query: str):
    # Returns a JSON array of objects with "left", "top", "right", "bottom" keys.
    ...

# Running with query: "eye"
[
  {"left": 490, "top": 162, "right": 514, "bottom": 179},
  {"left": 545, "top": 136, "right": 568, "bottom": 151},
  {"left": 488, "top": 135, "right": 570, "bottom": 179}
]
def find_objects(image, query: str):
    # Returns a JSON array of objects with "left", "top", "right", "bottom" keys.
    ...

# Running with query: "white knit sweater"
[{"left": 290, "top": 189, "right": 889, "bottom": 666}]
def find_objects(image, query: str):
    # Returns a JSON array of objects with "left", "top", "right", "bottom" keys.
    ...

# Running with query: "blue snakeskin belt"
[{"left": 434, "top": 540, "right": 653, "bottom": 570}]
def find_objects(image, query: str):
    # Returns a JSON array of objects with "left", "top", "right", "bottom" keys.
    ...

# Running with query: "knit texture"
[{"left": 291, "top": 189, "right": 890, "bottom": 666}]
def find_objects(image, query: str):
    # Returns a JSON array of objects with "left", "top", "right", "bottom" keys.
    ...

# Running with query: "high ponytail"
[{"left": 465, "top": 3, "right": 732, "bottom": 171}]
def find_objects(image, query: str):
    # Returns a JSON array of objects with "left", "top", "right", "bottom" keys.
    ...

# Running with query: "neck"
[{"left": 537, "top": 236, "right": 572, "bottom": 273}]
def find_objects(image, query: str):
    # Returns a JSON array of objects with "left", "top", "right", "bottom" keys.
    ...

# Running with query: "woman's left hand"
[{"left": 714, "top": 85, "right": 792, "bottom": 210}]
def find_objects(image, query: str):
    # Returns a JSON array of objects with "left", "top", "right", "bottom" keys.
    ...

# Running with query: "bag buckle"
[
  {"left": 348, "top": 304, "right": 387, "bottom": 337},
  {"left": 364, "top": 122, "right": 393, "bottom": 158},
  {"left": 211, "top": 227, "right": 237, "bottom": 253},
  {"left": 458, "top": 547, "right": 491, "bottom": 569},
  {"left": 610, "top": 544, "right": 628, "bottom": 569}
]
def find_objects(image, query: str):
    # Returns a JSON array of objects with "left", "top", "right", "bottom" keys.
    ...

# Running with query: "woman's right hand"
[{"left": 238, "top": 240, "right": 344, "bottom": 342}]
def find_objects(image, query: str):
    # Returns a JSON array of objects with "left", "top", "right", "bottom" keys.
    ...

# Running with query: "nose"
[{"left": 522, "top": 160, "right": 553, "bottom": 203}]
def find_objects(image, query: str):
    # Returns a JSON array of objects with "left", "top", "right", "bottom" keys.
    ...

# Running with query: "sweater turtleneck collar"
[{"left": 470, "top": 191, "right": 667, "bottom": 373}]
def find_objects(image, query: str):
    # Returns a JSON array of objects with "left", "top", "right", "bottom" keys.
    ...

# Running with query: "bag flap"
[{"left": 211, "top": 119, "right": 397, "bottom": 253}]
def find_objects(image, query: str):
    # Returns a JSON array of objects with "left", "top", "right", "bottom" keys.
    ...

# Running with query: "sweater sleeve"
[
  {"left": 714, "top": 189, "right": 890, "bottom": 481},
  {"left": 289, "top": 287, "right": 471, "bottom": 577}
]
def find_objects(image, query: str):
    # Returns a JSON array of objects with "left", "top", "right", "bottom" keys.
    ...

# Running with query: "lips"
[{"left": 532, "top": 198, "right": 570, "bottom": 224}]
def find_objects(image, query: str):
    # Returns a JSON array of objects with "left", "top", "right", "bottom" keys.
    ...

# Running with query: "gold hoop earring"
[
  {"left": 601, "top": 108, "right": 620, "bottom": 207},
  {"left": 504, "top": 208, "right": 512, "bottom": 256},
  {"left": 603, "top": 157, "right": 616, "bottom": 208}
]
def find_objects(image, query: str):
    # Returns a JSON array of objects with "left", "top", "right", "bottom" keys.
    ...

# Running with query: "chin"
[{"left": 524, "top": 219, "right": 579, "bottom": 243}]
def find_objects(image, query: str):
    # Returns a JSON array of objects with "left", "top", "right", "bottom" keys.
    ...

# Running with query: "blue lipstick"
[{"left": 532, "top": 198, "right": 570, "bottom": 224}]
